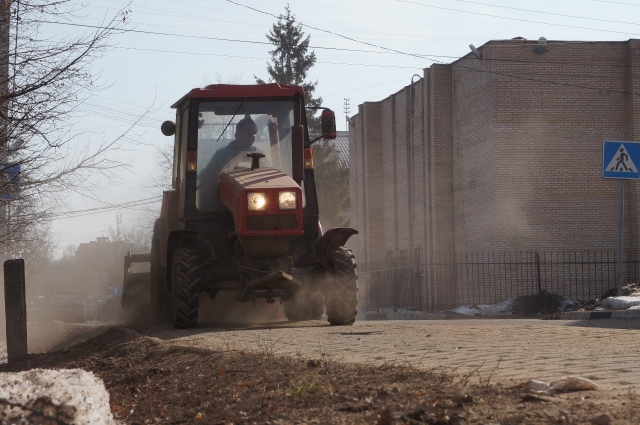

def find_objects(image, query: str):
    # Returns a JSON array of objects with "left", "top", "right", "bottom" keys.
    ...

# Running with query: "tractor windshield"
[{"left": 196, "top": 100, "right": 294, "bottom": 211}]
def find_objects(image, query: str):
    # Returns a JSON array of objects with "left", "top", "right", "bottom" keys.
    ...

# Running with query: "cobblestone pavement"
[{"left": 139, "top": 319, "right": 640, "bottom": 390}]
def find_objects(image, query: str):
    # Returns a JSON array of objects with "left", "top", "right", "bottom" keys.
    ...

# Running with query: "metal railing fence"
[{"left": 358, "top": 251, "right": 640, "bottom": 311}]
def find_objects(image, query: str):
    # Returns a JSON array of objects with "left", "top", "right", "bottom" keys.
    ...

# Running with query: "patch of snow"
[
  {"left": 451, "top": 299, "right": 514, "bottom": 316},
  {"left": 596, "top": 295, "right": 640, "bottom": 310},
  {"left": 0, "top": 368, "right": 114, "bottom": 424},
  {"left": 450, "top": 306, "right": 481, "bottom": 316}
]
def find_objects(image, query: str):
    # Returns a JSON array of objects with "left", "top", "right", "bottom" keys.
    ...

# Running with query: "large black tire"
[
  {"left": 150, "top": 224, "right": 170, "bottom": 325},
  {"left": 283, "top": 287, "right": 324, "bottom": 322},
  {"left": 324, "top": 247, "right": 358, "bottom": 326},
  {"left": 171, "top": 248, "right": 201, "bottom": 329}
]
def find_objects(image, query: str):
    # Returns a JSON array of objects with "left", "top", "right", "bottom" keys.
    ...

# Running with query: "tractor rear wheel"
[
  {"left": 324, "top": 247, "right": 358, "bottom": 326},
  {"left": 171, "top": 248, "right": 201, "bottom": 329},
  {"left": 283, "top": 287, "right": 324, "bottom": 322}
]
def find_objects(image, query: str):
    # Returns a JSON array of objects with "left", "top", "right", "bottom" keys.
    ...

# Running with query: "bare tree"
[
  {"left": 0, "top": 0, "right": 137, "bottom": 255},
  {"left": 106, "top": 223, "right": 150, "bottom": 252}
]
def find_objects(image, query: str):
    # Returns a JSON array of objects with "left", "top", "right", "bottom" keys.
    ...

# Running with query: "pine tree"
[{"left": 254, "top": 5, "right": 322, "bottom": 134}]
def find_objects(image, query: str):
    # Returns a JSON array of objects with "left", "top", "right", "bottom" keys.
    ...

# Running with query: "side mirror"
[
  {"left": 321, "top": 109, "right": 337, "bottom": 140},
  {"left": 161, "top": 120, "right": 176, "bottom": 136}
]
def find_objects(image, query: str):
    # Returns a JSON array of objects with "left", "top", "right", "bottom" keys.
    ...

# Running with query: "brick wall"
[{"left": 350, "top": 39, "right": 640, "bottom": 310}]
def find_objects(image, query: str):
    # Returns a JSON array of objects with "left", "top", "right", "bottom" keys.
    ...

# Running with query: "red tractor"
[{"left": 121, "top": 84, "right": 358, "bottom": 328}]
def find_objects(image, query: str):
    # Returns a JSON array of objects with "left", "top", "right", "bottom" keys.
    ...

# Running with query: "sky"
[{"left": 40, "top": 0, "right": 640, "bottom": 255}]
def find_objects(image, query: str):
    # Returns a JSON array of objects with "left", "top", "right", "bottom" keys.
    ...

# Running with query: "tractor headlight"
[
  {"left": 278, "top": 191, "right": 297, "bottom": 210},
  {"left": 247, "top": 192, "right": 267, "bottom": 211}
]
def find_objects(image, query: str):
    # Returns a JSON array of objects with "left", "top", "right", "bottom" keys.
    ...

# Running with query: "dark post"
[
  {"left": 4, "top": 259, "right": 27, "bottom": 362},
  {"left": 535, "top": 252, "right": 542, "bottom": 293}
]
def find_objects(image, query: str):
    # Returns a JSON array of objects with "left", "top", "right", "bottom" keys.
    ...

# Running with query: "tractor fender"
[
  {"left": 166, "top": 229, "right": 198, "bottom": 291},
  {"left": 312, "top": 227, "right": 359, "bottom": 265}
]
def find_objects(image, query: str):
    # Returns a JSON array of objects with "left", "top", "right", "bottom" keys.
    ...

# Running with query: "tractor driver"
[{"left": 197, "top": 116, "right": 262, "bottom": 210}]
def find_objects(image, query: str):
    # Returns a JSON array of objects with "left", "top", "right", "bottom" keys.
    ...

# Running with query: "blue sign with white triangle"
[{"left": 603, "top": 141, "right": 640, "bottom": 179}]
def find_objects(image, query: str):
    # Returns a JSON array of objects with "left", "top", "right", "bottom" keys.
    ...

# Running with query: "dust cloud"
[
  {"left": 0, "top": 263, "right": 343, "bottom": 362},
  {"left": 197, "top": 291, "right": 286, "bottom": 326},
  {"left": 0, "top": 256, "right": 128, "bottom": 361},
  {"left": 0, "top": 318, "right": 112, "bottom": 362}
]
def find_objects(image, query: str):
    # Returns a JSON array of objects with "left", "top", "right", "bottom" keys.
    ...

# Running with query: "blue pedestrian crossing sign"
[{"left": 603, "top": 141, "right": 640, "bottom": 179}]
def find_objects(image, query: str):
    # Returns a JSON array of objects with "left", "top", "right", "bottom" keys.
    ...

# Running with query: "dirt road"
[{"left": 138, "top": 318, "right": 640, "bottom": 389}]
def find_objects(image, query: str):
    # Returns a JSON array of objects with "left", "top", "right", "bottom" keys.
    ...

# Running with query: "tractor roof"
[{"left": 171, "top": 83, "right": 305, "bottom": 108}]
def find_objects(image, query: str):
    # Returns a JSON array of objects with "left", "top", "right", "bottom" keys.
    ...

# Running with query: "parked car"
[{"left": 30, "top": 292, "right": 86, "bottom": 323}]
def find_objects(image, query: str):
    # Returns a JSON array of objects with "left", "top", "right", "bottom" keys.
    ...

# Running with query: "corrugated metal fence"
[{"left": 359, "top": 251, "right": 640, "bottom": 311}]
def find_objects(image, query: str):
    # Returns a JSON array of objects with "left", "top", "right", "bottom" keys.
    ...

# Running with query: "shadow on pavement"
[
  {"left": 136, "top": 320, "right": 329, "bottom": 341},
  {"left": 563, "top": 318, "right": 640, "bottom": 330},
  {"left": 135, "top": 291, "right": 330, "bottom": 340}
]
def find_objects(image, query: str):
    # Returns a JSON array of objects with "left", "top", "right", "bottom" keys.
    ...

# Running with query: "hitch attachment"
[{"left": 237, "top": 271, "right": 301, "bottom": 303}]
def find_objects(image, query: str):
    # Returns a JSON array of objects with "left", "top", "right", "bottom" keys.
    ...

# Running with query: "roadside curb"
[
  {"left": 357, "top": 308, "right": 446, "bottom": 321},
  {"left": 550, "top": 310, "right": 640, "bottom": 320},
  {"left": 357, "top": 309, "right": 640, "bottom": 321}
]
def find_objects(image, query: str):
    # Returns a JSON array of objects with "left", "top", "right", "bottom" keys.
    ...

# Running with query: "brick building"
[{"left": 349, "top": 39, "right": 640, "bottom": 310}]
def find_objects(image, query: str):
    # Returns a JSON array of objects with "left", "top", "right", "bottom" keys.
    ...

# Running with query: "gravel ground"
[{"left": 0, "top": 327, "right": 637, "bottom": 424}]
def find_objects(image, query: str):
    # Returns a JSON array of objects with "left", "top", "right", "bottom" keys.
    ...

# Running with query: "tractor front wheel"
[
  {"left": 324, "top": 247, "right": 358, "bottom": 326},
  {"left": 171, "top": 248, "right": 201, "bottom": 329}
]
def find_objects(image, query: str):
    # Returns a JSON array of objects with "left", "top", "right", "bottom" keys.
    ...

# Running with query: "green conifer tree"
[{"left": 254, "top": 5, "right": 322, "bottom": 133}]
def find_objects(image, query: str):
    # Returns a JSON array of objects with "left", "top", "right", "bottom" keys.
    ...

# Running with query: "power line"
[
  {"left": 29, "top": 19, "right": 429, "bottom": 57},
  {"left": 116, "top": 0, "right": 266, "bottom": 19},
  {"left": 31, "top": 7, "right": 640, "bottom": 101},
  {"left": 324, "top": 79, "right": 409, "bottom": 97},
  {"left": 51, "top": 196, "right": 161, "bottom": 219},
  {"left": 89, "top": 3, "right": 269, "bottom": 31},
  {"left": 114, "top": 46, "right": 428, "bottom": 69},
  {"left": 224, "top": 1, "right": 640, "bottom": 99},
  {"left": 83, "top": 101, "right": 163, "bottom": 121},
  {"left": 114, "top": 44, "right": 640, "bottom": 71},
  {"left": 449, "top": 0, "right": 640, "bottom": 27},
  {"left": 70, "top": 188, "right": 157, "bottom": 214},
  {"left": 142, "top": 0, "right": 469, "bottom": 40},
  {"left": 92, "top": 93, "right": 163, "bottom": 110},
  {"left": 397, "top": 0, "right": 640, "bottom": 36},
  {"left": 38, "top": 15, "right": 640, "bottom": 71},
  {"left": 89, "top": 5, "right": 468, "bottom": 45},
  {"left": 594, "top": 0, "right": 640, "bottom": 6},
  {"left": 226, "top": 0, "right": 431, "bottom": 61},
  {"left": 75, "top": 108, "right": 158, "bottom": 129}
]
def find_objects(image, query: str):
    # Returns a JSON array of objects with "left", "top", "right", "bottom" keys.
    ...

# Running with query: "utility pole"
[{"left": 343, "top": 98, "right": 350, "bottom": 132}]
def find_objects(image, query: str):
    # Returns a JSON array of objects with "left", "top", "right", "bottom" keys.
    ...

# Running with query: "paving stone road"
[{"left": 139, "top": 319, "right": 640, "bottom": 390}]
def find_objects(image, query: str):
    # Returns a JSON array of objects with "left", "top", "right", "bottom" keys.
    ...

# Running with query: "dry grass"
[{"left": 0, "top": 328, "right": 638, "bottom": 424}]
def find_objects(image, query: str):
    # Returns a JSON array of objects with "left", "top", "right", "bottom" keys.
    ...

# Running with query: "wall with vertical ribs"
[{"left": 349, "top": 39, "right": 640, "bottom": 310}]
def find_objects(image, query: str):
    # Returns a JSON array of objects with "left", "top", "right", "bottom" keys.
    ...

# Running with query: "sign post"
[{"left": 602, "top": 141, "right": 640, "bottom": 295}]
